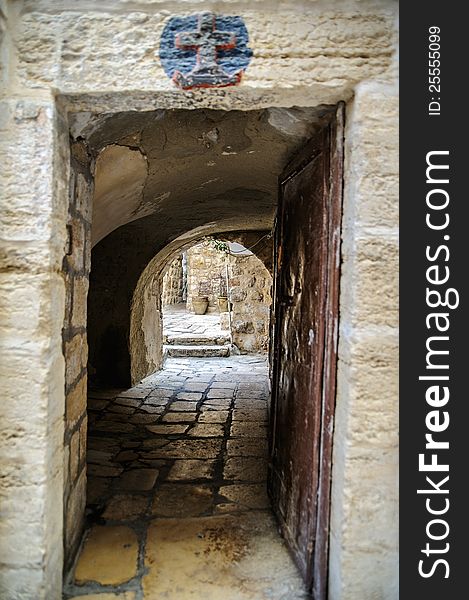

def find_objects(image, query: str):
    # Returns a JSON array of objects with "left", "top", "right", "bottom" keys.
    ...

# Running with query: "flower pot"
[
  {"left": 218, "top": 296, "right": 229, "bottom": 313},
  {"left": 193, "top": 296, "right": 209, "bottom": 315}
]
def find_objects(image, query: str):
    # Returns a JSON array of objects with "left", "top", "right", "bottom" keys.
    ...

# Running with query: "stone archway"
[
  {"left": 86, "top": 107, "right": 327, "bottom": 389},
  {"left": 129, "top": 230, "right": 274, "bottom": 386}
]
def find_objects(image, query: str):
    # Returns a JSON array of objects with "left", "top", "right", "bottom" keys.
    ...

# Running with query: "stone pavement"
[
  {"left": 163, "top": 304, "right": 231, "bottom": 358},
  {"left": 64, "top": 355, "right": 308, "bottom": 600},
  {"left": 163, "top": 304, "right": 227, "bottom": 339}
]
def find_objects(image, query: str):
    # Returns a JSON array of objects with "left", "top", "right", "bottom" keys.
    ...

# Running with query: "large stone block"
[
  {"left": 0, "top": 490, "right": 46, "bottom": 567},
  {"left": 0, "top": 349, "right": 64, "bottom": 432},
  {"left": 65, "top": 333, "right": 87, "bottom": 387},
  {"left": 337, "top": 328, "right": 398, "bottom": 403},
  {"left": 64, "top": 216, "right": 87, "bottom": 274},
  {"left": 0, "top": 274, "right": 46, "bottom": 335},
  {"left": 11, "top": 5, "right": 396, "bottom": 100},
  {"left": 64, "top": 467, "right": 86, "bottom": 561},
  {"left": 248, "top": 11, "right": 394, "bottom": 55},
  {"left": 329, "top": 546, "right": 398, "bottom": 600},
  {"left": 13, "top": 12, "right": 60, "bottom": 87},
  {"left": 0, "top": 98, "right": 67, "bottom": 273},
  {"left": 0, "top": 480, "right": 47, "bottom": 528},
  {"left": 74, "top": 171, "right": 93, "bottom": 223},
  {"left": 339, "top": 235, "right": 398, "bottom": 328},
  {"left": 66, "top": 375, "right": 87, "bottom": 426},
  {"left": 72, "top": 276, "right": 89, "bottom": 329},
  {"left": 349, "top": 81, "right": 399, "bottom": 128},
  {"left": 344, "top": 84, "right": 398, "bottom": 229},
  {"left": 343, "top": 456, "right": 398, "bottom": 544},
  {"left": 0, "top": 273, "right": 65, "bottom": 338},
  {"left": 69, "top": 429, "right": 80, "bottom": 482},
  {"left": 349, "top": 172, "right": 399, "bottom": 230},
  {"left": 0, "top": 428, "right": 51, "bottom": 481},
  {"left": 0, "top": 566, "right": 46, "bottom": 600},
  {"left": 14, "top": 11, "right": 166, "bottom": 92},
  {"left": 331, "top": 326, "right": 398, "bottom": 600}
]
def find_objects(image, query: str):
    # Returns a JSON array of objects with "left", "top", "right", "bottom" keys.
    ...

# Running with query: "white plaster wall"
[{"left": 0, "top": 1, "right": 398, "bottom": 597}]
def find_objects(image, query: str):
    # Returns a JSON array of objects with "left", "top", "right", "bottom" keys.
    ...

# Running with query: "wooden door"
[{"left": 269, "top": 104, "right": 344, "bottom": 598}]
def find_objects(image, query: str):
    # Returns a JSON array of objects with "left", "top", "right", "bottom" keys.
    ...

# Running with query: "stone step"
[
  {"left": 164, "top": 333, "right": 230, "bottom": 346},
  {"left": 164, "top": 344, "right": 230, "bottom": 358}
]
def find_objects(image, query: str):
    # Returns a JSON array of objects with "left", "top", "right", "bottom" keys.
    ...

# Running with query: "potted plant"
[{"left": 192, "top": 281, "right": 210, "bottom": 315}]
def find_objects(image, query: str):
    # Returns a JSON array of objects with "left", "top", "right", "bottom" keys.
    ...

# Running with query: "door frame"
[{"left": 269, "top": 102, "right": 345, "bottom": 599}]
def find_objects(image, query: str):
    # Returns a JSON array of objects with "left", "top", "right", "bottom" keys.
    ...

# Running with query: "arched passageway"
[
  {"left": 86, "top": 107, "right": 326, "bottom": 388},
  {"left": 63, "top": 105, "right": 344, "bottom": 599},
  {"left": 130, "top": 234, "right": 273, "bottom": 385}
]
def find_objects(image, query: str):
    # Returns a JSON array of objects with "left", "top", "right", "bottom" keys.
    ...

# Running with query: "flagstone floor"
[
  {"left": 163, "top": 304, "right": 226, "bottom": 340},
  {"left": 64, "top": 355, "right": 308, "bottom": 600}
]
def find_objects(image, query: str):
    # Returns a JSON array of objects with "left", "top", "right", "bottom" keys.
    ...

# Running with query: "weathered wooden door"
[{"left": 269, "top": 104, "right": 344, "bottom": 598}]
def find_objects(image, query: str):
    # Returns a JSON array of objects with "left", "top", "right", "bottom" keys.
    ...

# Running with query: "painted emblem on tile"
[{"left": 160, "top": 12, "right": 253, "bottom": 90}]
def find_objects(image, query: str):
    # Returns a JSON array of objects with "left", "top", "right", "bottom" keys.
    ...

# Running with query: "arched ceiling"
[{"left": 70, "top": 107, "right": 333, "bottom": 247}]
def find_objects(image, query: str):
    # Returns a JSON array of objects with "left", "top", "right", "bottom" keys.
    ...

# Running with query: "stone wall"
[
  {"left": 161, "top": 253, "right": 184, "bottom": 306},
  {"left": 0, "top": 86, "right": 69, "bottom": 600},
  {"left": 61, "top": 141, "right": 93, "bottom": 570},
  {"left": 88, "top": 220, "right": 170, "bottom": 389},
  {"left": 130, "top": 272, "right": 164, "bottom": 388},
  {"left": 329, "top": 81, "right": 399, "bottom": 600},
  {"left": 186, "top": 241, "right": 227, "bottom": 312},
  {"left": 182, "top": 240, "right": 272, "bottom": 352},
  {"left": 8, "top": 1, "right": 397, "bottom": 104},
  {"left": 229, "top": 253, "right": 272, "bottom": 353},
  {"left": 0, "top": 96, "right": 69, "bottom": 600}
]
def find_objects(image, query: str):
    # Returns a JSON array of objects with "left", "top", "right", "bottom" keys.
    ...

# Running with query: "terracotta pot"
[
  {"left": 218, "top": 296, "right": 229, "bottom": 313},
  {"left": 193, "top": 296, "right": 209, "bottom": 315}
]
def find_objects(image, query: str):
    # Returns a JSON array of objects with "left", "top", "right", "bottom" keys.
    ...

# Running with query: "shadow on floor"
[{"left": 63, "top": 356, "right": 308, "bottom": 599}]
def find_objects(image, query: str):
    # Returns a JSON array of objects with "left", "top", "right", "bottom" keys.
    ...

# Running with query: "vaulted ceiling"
[{"left": 70, "top": 106, "right": 332, "bottom": 248}]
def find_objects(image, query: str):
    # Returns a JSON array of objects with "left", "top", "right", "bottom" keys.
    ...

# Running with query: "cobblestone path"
[{"left": 64, "top": 356, "right": 308, "bottom": 599}]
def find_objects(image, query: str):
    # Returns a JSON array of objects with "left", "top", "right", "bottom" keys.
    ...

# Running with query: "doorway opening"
[
  {"left": 161, "top": 238, "right": 272, "bottom": 360},
  {"left": 63, "top": 105, "right": 343, "bottom": 599}
]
